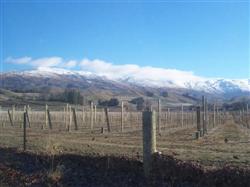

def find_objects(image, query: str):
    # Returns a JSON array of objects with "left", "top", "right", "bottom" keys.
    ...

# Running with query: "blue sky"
[{"left": 0, "top": 1, "right": 249, "bottom": 79}]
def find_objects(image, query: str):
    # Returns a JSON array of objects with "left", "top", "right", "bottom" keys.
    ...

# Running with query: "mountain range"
[{"left": 0, "top": 68, "right": 249, "bottom": 105}]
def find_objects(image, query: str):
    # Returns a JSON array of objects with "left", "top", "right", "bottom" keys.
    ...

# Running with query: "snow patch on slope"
[{"left": 3, "top": 67, "right": 250, "bottom": 94}]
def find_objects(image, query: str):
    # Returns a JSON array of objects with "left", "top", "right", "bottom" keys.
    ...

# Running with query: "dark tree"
[
  {"left": 98, "top": 98, "right": 119, "bottom": 107},
  {"left": 161, "top": 91, "right": 168, "bottom": 97},
  {"left": 129, "top": 97, "right": 145, "bottom": 110},
  {"left": 146, "top": 91, "right": 154, "bottom": 97}
]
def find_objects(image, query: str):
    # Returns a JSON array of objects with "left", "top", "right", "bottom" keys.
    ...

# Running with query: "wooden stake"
[
  {"left": 12, "top": 105, "right": 15, "bottom": 123},
  {"left": 142, "top": 110, "right": 156, "bottom": 178},
  {"left": 157, "top": 99, "right": 161, "bottom": 133},
  {"left": 72, "top": 108, "right": 78, "bottom": 130},
  {"left": 202, "top": 96, "right": 206, "bottom": 134},
  {"left": 7, "top": 109, "right": 14, "bottom": 126},
  {"left": 121, "top": 101, "right": 124, "bottom": 132},
  {"left": 82, "top": 105, "right": 85, "bottom": 126},
  {"left": 90, "top": 101, "right": 94, "bottom": 129},
  {"left": 181, "top": 104, "right": 184, "bottom": 128},
  {"left": 47, "top": 109, "right": 52, "bottom": 130},
  {"left": 94, "top": 105, "right": 97, "bottom": 124},
  {"left": 69, "top": 105, "right": 72, "bottom": 131},
  {"left": 45, "top": 104, "right": 48, "bottom": 128},
  {"left": 213, "top": 103, "right": 216, "bottom": 128},
  {"left": 104, "top": 107, "right": 111, "bottom": 133},
  {"left": 23, "top": 112, "right": 27, "bottom": 151},
  {"left": 196, "top": 106, "right": 201, "bottom": 139}
]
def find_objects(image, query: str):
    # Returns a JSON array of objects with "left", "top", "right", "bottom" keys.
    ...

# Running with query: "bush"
[
  {"left": 98, "top": 98, "right": 119, "bottom": 107},
  {"left": 129, "top": 97, "right": 145, "bottom": 110},
  {"left": 146, "top": 91, "right": 154, "bottom": 97},
  {"left": 161, "top": 91, "right": 168, "bottom": 97}
]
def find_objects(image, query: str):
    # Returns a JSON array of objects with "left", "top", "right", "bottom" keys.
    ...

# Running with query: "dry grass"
[{"left": 0, "top": 115, "right": 249, "bottom": 169}]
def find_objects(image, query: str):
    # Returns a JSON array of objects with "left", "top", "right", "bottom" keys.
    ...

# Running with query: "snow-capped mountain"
[
  {"left": 0, "top": 68, "right": 249, "bottom": 98},
  {"left": 119, "top": 75, "right": 249, "bottom": 94}
]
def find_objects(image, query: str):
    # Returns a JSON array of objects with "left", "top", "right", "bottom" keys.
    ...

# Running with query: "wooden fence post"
[
  {"left": 104, "top": 107, "right": 111, "bottom": 133},
  {"left": 12, "top": 105, "right": 15, "bottom": 123},
  {"left": 65, "top": 104, "right": 69, "bottom": 129},
  {"left": 45, "top": 104, "right": 48, "bottom": 128},
  {"left": 196, "top": 106, "right": 201, "bottom": 139},
  {"left": 68, "top": 105, "right": 72, "bottom": 131},
  {"left": 47, "top": 109, "right": 52, "bottom": 130},
  {"left": 94, "top": 105, "right": 97, "bottom": 124},
  {"left": 142, "top": 110, "right": 156, "bottom": 178},
  {"left": 216, "top": 106, "right": 219, "bottom": 125},
  {"left": 63, "top": 107, "right": 66, "bottom": 127},
  {"left": 213, "top": 103, "right": 216, "bottom": 128},
  {"left": 72, "top": 108, "right": 78, "bottom": 130},
  {"left": 82, "top": 105, "right": 85, "bottom": 126},
  {"left": 23, "top": 112, "right": 27, "bottom": 151},
  {"left": 90, "top": 101, "right": 94, "bottom": 129},
  {"left": 247, "top": 104, "right": 249, "bottom": 128},
  {"left": 121, "top": 101, "right": 124, "bottom": 132},
  {"left": 168, "top": 108, "right": 170, "bottom": 125},
  {"left": 181, "top": 104, "right": 184, "bottom": 128},
  {"left": 7, "top": 109, "right": 14, "bottom": 126},
  {"left": 202, "top": 96, "right": 207, "bottom": 135},
  {"left": 25, "top": 107, "right": 31, "bottom": 128},
  {"left": 157, "top": 99, "right": 161, "bottom": 133}
]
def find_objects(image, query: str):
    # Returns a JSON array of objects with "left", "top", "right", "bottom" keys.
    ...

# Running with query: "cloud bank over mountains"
[
  {"left": 4, "top": 56, "right": 250, "bottom": 93},
  {"left": 5, "top": 56, "right": 203, "bottom": 84}
]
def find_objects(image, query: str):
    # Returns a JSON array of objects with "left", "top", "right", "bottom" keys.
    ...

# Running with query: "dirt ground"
[{"left": 0, "top": 117, "right": 249, "bottom": 186}]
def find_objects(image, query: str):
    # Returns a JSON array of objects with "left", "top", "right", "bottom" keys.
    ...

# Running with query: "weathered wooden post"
[
  {"left": 47, "top": 109, "right": 52, "bottom": 130},
  {"left": 121, "top": 101, "right": 124, "bottom": 132},
  {"left": 0, "top": 106, "right": 2, "bottom": 127},
  {"left": 90, "top": 101, "right": 94, "bottom": 129},
  {"left": 168, "top": 108, "right": 170, "bottom": 125},
  {"left": 94, "top": 105, "right": 97, "bottom": 124},
  {"left": 195, "top": 106, "right": 201, "bottom": 139},
  {"left": 181, "top": 104, "right": 184, "bottom": 128},
  {"left": 202, "top": 96, "right": 206, "bottom": 135},
  {"left": 23, "top": 112, "right": 27, "bottom": 151},
  {"left": 213, "top": 103, "right": 216, "bottom": 128},
  {"left": 82, "top": 105, "right": 85, "bottom": 126},
  {"left": 242, "top": 108, "right": 245, "bottom": 126},
  {"left": 216, "top": 106, "right": 219, "bottom": 125},
  {"left": 101, "top": 127, "right": 104, "bottom": 134},
  {"left": 157, "top": 99, "right": 161, "bottom": 133},
  {"left": 45, "top": 104, "right": 48, "bottom": 128},
  {"left": 65, "top": 104, "right": 69, "bottom": 129},
  {"left": 25, "top": 107, "right": 31, "bottom": 128},
  {"left": 72, "top": 108, "right": 78, "bottom": 130},
  {"left": 69, "top": 105, "right": 72, "bottom": 131},
  {"left": 142, "top": 110, "right": 156, "bottom": 178},
  {"left": 247, "top": 104, "right": 249, "bottom": 128},
  {"left": 63, "top": 107, "right": 66, "bottom": 127},
  {"left": 7, "top": 109, "right": 14, "bottom": 126},
  {"left": 12, "top": 105, "right": 15, "bottom": 123},
  {"left": 205, "top": 97, "right": 208, "bottom": 133},
  {"left": 104, "top": 107, "right": 111, "bottom": 133}
]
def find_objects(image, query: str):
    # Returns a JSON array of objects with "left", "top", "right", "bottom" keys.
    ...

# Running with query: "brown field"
[{"left": 0, "top": 107, "right": 249, "bottom": 186}]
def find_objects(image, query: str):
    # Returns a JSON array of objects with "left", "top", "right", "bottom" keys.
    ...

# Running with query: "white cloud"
[
  {"left": 5, "top": 56, "right": 32, "bottom": 64},
  {"left": 63, "top": 60, "right": 77, "bottom": 68},
  {"left": 5, "top": 56, "right": 77, "bottom": 68},
  {"left": 5, "top": 56, "right": 204, "bottom": 87},
  {"left": 31, "top": 57, "right": 63, "bottom": 67},
  {"left": 79, "top": 58, "right": 203, "bottom": 87}
]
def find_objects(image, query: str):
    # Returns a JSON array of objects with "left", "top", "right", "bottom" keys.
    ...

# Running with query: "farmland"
[{"left": 0, "top": 102, "right": 249, "bottom": 186}]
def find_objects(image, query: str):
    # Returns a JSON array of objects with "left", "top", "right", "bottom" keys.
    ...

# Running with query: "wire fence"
[{"left": 0, "top": 103, "right": 246, "bottom": 152}]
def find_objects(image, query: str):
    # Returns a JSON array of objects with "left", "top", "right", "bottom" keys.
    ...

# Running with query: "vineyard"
[{"left": 0, "top": 99, "right": 249, "bottom": 186}]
